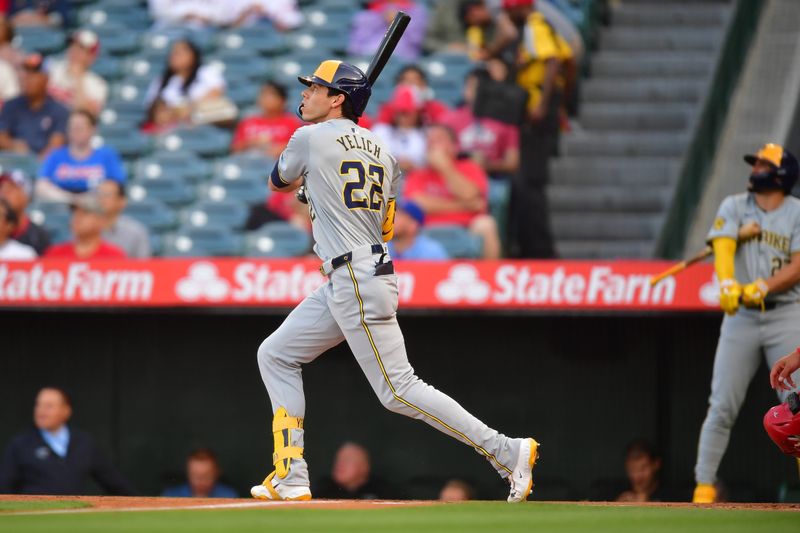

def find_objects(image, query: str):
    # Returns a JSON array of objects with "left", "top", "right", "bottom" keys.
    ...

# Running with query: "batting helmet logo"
[
  {"left": 298, "top": 60, "right": 372, "bottom": 117},
  {"left": 763, "top": 392, "right": 800, "bottom": 457}
]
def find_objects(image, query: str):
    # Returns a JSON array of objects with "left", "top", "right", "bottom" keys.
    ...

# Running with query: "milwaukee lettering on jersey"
[{"left": 335, "top": 134, "right": 381, "bottom": 158}]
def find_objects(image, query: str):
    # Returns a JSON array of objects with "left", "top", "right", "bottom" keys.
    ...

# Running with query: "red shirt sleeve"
[
  {"left": 456, "top": 159, "right": 489, "bottom": 199},
  {"left": 401, "top": 168, "right": 427, "bottom": 199},
  {"left": 231, "top": 117, "right": 252, "bottom": 148}
]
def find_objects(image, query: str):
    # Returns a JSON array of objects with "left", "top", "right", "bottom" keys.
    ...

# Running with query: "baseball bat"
[
  {"left": 365, "top": 11, "right": 411, "bottom": 86},
  {"left": 649, "top": 221, "right": 762, "bottom": 286}
]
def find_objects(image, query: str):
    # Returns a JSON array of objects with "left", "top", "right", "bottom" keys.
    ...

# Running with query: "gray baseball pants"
[
  {"left": 695, "top": 303, "right": 800, "bottom": 484},
  {"left": 257, "top": 253, "right": 522, "bottom": 487}
]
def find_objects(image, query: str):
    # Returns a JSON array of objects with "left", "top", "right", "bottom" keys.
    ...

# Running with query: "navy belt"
[{"left": 320, "top": 244, "right": 388, "bottom": 276}]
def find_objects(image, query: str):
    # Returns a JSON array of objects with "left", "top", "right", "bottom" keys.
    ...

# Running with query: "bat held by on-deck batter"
[{"left": 649, "top": 221, "right": 761, "bottom": 286}]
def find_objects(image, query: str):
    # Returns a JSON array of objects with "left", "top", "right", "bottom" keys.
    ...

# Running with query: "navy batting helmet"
[
  {"left": 745, "top": 143, "right": 799, "bottom": 194},
  {"left": 298, "top": 60, "right": 371, "bottom": 117}
]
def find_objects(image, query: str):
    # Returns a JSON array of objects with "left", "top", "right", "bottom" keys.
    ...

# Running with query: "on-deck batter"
[
  {"left": 693, "top": 143, "right": 800, "bottom": 503},
  {"left": 249, "top": 60, "right": 539, "bottom": 503}
]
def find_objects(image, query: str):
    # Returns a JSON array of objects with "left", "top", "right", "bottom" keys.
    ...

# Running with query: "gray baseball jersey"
[
  {"left": 695, "top": 191, "right": 800, "bottom": 486},
  {"left": 257, "top": 115, "right": 526, "bottom": 494},
  {"left": 273, "top": 118, "right": 401, "bottom": 261},
  {"left": 707, "top": 192, "right": 800, "bottom": 303}
]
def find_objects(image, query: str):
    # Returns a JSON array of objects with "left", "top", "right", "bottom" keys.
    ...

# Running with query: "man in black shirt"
[
  {"left": 0, "top": 387, "right": 135, "bottom": 495},
  {"left": 0, "top": 168, "right": 50, "bottom": 255}
]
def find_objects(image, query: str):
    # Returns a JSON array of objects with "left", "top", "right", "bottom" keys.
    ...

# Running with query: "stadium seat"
[
  {"left": 0, "top": 153, "right": 38, "bottom": 176},
  {"left": 91, "top": 23, "right": 142, "bottom": 55},
  {"left": 215, "top": 28, "right": 288, "bottom": 57},
  {"left": 28, "top": 202, "right": 71, "bottom": 245},
  {"left": 13, "top": 27, "right": 65, "bottom": 55},
  {"left": 226, "top": 82, "right": 261, "bottom": 109},
  {"left": 214, "top": 154, "right": 275, "bottom": 181},
  {"left": 123, "top": 198, "right": 178, "bottom": 233},
  {"left": 129, "top": 176, "right": 195, "bottom": 207},
  {"left": 162, "top": 226, "right": 243, "bottom": 257},
  {"left": 244, "top": 222, "right": 312, "bottom": 257},
  {"left": 134, "top": 152, "right": 212, "bottom": 184},
  {"left": 155, "top": 127, "right": 233, "bottom": 158},
  {"left": 91, "top": 54, "right": 123, "bottom": 81},
  {"left": 120, "top": 56, "right": 160, "bottom": 81},
  {"left": 181, "top": 199, "right": 249, "bottom": 230},
  {"left": 149, "top": 232, "right": 163, "bottom": 256},
  {"left": 98, "top": 108, "right": 140, "bottom": 130},
  {"left": 109, "top": 80, "right": 149, "bottom": 107},
  {"left": 198, "top": 177, "right": 268, "bottom": 204},
  {"left": 422, "top": 225, "right": 483, "bottom": 259},
  {"left": 78, "top": 5, "right": 151, "bottom": 31},
  {"left": 206, "top": 50, "right": 272, "bottom": 83},
  {"left": 95, "top": 126, "right": 152, "bottom": 159}
]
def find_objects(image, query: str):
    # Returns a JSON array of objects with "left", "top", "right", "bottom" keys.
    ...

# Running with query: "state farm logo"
[
  {"left": 176, "top": 262, "right": 230, "bottom": 302},
  {"left": 436, "top": 264, "right": 491, "bottom": 304},
  {"left": 699, "top": 274, "right": 720, "bottom": 307}
]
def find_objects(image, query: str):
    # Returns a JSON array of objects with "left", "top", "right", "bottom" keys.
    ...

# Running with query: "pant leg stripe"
[{"left": 345, "top": 263, "right": 513, "bottom": 476}]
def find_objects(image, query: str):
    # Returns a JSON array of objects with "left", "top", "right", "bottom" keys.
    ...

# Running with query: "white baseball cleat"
[
  {"left": 507, "top": 437, "right": 539, "bottom": 503},
  {"left": 251, "top": 471, "right": 312, "bottom": 501}
]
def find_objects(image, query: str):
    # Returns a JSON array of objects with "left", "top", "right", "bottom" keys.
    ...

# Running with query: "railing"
[{"left": 655, "top": 0, "right": 765, "bottom": 259}]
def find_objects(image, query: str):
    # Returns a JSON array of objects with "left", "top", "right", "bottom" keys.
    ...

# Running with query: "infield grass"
[{"left": 0, "top": 502, "right": 797, "bottom": 533}]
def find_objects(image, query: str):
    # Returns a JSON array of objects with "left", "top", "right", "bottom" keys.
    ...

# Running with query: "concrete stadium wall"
[{"left": 0, "top": 310, "right": 795, "bottom": 501}]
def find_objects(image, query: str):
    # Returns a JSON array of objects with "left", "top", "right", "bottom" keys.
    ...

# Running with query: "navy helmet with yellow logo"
[
  {"left": 745, "top": 143, "right": 799, "bottom": 194},
  {"left": 298, "top": 60, "right": 372, "bottom": 117}
]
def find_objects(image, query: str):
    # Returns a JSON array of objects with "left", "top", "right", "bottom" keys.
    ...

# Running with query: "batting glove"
[
  {"left": 719, "top": 279, "right": 742, "bottom": 315},
  {"left": 742, "top": 278, "right": 769, "bottom": 308}
]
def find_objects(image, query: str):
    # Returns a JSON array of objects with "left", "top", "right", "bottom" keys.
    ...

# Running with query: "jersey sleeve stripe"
[{"left": 270, "top": 162, "right": 290, "bottom": 189}]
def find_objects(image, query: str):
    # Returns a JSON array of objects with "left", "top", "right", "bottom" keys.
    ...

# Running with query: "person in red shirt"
[
  {"left": 231, "top": 81, "right": 302, "bottom": 159},
  {"left": 376, "top": 65, "right": 448, "bottom": 126},
  {"left": 44, "top": 194, "right": 126, "bottom": 259},
  {"left": 402, "top": 124, "right": 501, "bottom": 258},
  {"left": 440, "top": 68, "right": 520, "bottom": 179}
]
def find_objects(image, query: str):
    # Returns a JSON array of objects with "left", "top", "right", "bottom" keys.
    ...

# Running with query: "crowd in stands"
[{"left": 0, "top": 0, "right": 590, "bottom": 261}]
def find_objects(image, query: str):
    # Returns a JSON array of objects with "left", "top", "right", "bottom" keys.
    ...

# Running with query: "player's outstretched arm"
[{"left": 770, "top": 348, "right": 800, "bottom": 391}]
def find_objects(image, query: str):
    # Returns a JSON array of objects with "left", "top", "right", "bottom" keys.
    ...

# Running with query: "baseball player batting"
[
  {"left": 250, "top": 14, "right": 539, "bottom": 503},
  {"left": 693, "top": 143, "right": 800, "bottom": 503}
]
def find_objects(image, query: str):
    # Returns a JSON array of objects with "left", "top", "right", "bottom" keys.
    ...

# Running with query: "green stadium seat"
[
  {"left": 214, "top": 154, "right": 274, "bottom": 181},
  {"left": 129, "top": 176, "right": 195, "bottom": 207},
  {"left": 181, "top": 199, "right": 249, "bottom": 230},
  {"left": 14, "top": 27, "right": 66, "bottom": 55},
  {"left": 91, "top": 23, "right": 142, "bottom": 55},
  {"left": 123, "top": 198, "right": 179, "bottom": 233},
  {"left": 155, "top": 127, "right": 233, "bottom": 158},
  {"left": 96, "top": 126, "right": 152, "bottom": 159},
  {"left": 0, "top": 152, "right": 38, "bottom": 177},
  {"left": 215, "top": 28, "right": 288, "bottom": 56},
  {"left": 198, "top": 177, "right": 268, "bottom": 204},
  {"left": 422, "top": 225, "right": 482, "bottom": 259},
  {"left": 134, "top": 152, "right": 212, "bottom": 184},
  {"left": 28, "top": 202, "right": 71, "bottom": 244},
  {"left": 162, "top": 226, "right": 243, "bottom": 257},
  {"left": 244, "top": 222, "right": 311, "bottom": 258}
]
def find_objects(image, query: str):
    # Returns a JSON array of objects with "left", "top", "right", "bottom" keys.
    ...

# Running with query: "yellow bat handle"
[{"left": 650, "top": 262, "right": 688, "bottom": 286}]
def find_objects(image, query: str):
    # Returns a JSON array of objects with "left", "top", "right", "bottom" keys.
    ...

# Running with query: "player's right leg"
[
  {"left": 252, "top": 283, "right": 345, "bottom": 500},
  {"left": 693, "top": 310, "right": 761, "bottom": 502}
]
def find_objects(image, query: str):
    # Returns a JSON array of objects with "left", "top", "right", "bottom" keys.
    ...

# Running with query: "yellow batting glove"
[
  {"left": 742, "top": 278, "right": 769, "bottom": 307},
  {"left": 719, "top": 279, "right": 741, "bottom": 315}
]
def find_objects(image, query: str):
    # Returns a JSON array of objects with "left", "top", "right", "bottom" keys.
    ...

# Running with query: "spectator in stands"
[
  {"left": 490, "top": 0, "right": 564, "bottom": 258},
  {"left": 0, "top": 167, "right": 49, "bottom": 254},
  {"left": 0, "top": 386, "right": 136, "bottom": 495},
  {"left": 403, "top": 124, "right": 501, "bottom": 259},
  {"left": 373, "top": 85, "right": 427, "bottom": 173},
  {"left": 162, "top": 448, "right": 238, "bottom": 498},
  {"left": 616, "top": 440, "right": 673, "bottom": 503},
  {"left": 36, "top": 109, "right": 126, "bottom": 202},
  {"left": 44, "top": 194, "right": 126, "bottom": 259},
  {"left": 348, "top": 1, "right": 427, "bottom": 62},
  {"left": 315, "top": 442, "right": 392, "bottom": 499},
  {"left": 387, "top": 200, "right": 448, "bottom": 261},
  {"left": 0, "top": 16, "right": 24, "bottom": 69},
  {"left": 148, "top": 0, "right": 226, "bottom": 29},
  {"left": 423, "top": 0, "right": 464, "bottom": 54},
  {"left": 97, "top": 180, "right": 151, "bottom": 259},
  {"left": 144, "top": 39, "right": 227, "bottom": 126},
  {"left": 48, "top": 29, "right": 108, "bottom": 116},
  {"left": 227, "top": 0, "right": 303, "bottom": 30},
  {"left": 231, "top": 81, "right": 301, "bottom": 159},
  {"left": 0, "top": 58, "right": 18, "bottom": 105},
  {"left": 8, "top": 0, "right": 67, "bottom": 27},
  {"left": 140, "top": 98, "right": 180, "bottom": 136},
  {"left": 376, "top": 65, "right": 449, "bottom": 125},
  {"left": 441, "top": 68, "right": 520, "bottom": 180},
  {"left": 0, "top": 53, "right": 68, "bottom": 158},
  {"left": 439, "top": 479, "right": 474, "bottom": 501},
  {"left": 0, "top": 197, "right": 36, "bottom": 259}
]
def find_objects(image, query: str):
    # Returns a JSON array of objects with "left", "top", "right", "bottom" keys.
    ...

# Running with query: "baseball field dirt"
[{"left": 0, "top": 495, "right": 799, "bottom": 533}]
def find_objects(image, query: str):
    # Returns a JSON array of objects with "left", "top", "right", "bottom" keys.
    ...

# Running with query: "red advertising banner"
[{"left": 0, "top": 259, "right": 721, "bottom": 312}]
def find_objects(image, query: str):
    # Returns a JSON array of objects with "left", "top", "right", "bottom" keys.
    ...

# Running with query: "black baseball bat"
[{"left": 365, "top": 11, "right": 411, "bottom": 86}]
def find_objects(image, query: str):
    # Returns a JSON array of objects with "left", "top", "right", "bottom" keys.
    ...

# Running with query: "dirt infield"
[{"left": 1, "top": 495, "right": 799, "bottom": 515}]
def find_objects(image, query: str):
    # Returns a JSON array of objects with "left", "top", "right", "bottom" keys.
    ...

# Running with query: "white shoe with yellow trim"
[
  {"left": 251, "top": 471, "right": 311, "bottom": 501},
  {"left": 507, "top": 438, "right": 539, "bottom": 503}
]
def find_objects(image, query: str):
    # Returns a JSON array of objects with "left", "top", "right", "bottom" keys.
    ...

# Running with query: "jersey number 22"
[{"left": 341, "top": 161, "right": 385, "bottom": 212}]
